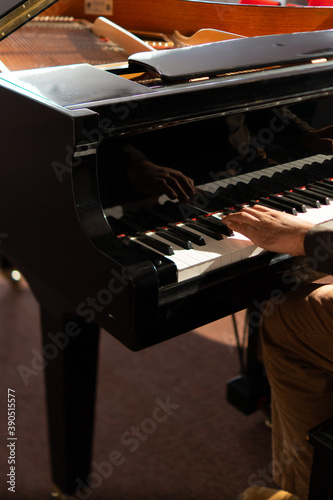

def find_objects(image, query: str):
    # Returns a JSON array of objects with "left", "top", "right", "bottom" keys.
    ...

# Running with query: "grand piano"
[{"left": 2, "top": 0, "right": 333, "bottom": 497}]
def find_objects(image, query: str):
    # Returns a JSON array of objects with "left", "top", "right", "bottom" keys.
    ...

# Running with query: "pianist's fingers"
[
  {"left": 148, "top": 168, "right": 195, "bottom": 202},
  {"left": 166, "top": 169, "right": 196, "bottom": 201},
  {"left": 301, "top": 128, "right": 333, "bottom": 152},
  {"left": 127, "top": 161, "right": 195, "bottom": 201},
  {"left": 223, "top": 205, "right": 314, "bottom": 256}
]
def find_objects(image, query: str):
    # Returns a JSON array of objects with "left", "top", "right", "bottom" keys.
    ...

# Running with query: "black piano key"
[
  {"left": 155, "top": 227, "right": 193, "bottom": 249},
  {"left": 246, "top": 178, "right": 273, "bottom": 196},
  {"left": 293, "top": 187, "right": 329, "bottom": 205},
  {"left": 321, "top": 159, "right": 333, "bottom": 174},
  {"left": 261, "top": 176, "right": 290, "bottom": 193},
  {"left": 136, "top": 232, "right": 174, "bottom": 255},
  {"left": 320, "top": 178, "right": 333, "bottom": 187},
  {"left": 302, "top": 160, "right": 333, "bottom": 180},
  {"left": 285, "top": 171, "right": 314, "bottom": 190},
  {"left": 185, "top": 219, "right": 223, "bottom": 240},
  {"left": 235, "top": 178, "right": 271, "bottom": 197},
  {"left": 313, "top": 180, "right": 333, "bottom": 195},
  {"left": 289, "top": 166, "right": 322, "bottom": 184},
  {"left": 167, "top": 223, "right": 206, "bottom": 246},
  {"left": 269, "top": 195, "right": 306, "bottom": 213},
  {"left": 197, "top": 215, "right": 233, "bottom": 236},
  {"left": 263, "top": 195, "right": 297, "bottom": 214},
  {"left": 277, "top": 168, "right": 314, "bottom": 189},
  {"left": 221, "top": 207, "right": 238, "bottom": 214},
  {"left": 269, "top": 172, "right": 298, "bottom": 190},
  {"left": 234, "top": 203, "right": 249, "bottom": 211},
  {"left": 255, "top": 197, "right": 297, "bottom": 215},
  {"left": 215, "top": 186, "right": 247, "bottom": 206},
  {"left": 251, "top": 173, "right": 296, "bottom": 198},
  {"left": 232, "top": 180, "right": 266, "bottom": 199},
  {"left": 307, "top": 183, "right": 333, "bottom": 198},
  {"left": 283, "top": 190, "right": 321, "bottom": 208}
]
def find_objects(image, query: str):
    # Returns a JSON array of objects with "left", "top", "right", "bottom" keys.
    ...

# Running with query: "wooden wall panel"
[{"left": 43, "top": 0, "right": 333, "bottom": 37}]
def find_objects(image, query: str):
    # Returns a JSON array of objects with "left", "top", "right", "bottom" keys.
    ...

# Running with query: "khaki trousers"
[{"left": 260, "top": 282, "right": 333, "bottom": 500}]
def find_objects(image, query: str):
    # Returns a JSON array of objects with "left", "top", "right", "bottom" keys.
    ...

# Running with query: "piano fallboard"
[{"left": 0, "top": 33, "right": 333, "bottom": 349}]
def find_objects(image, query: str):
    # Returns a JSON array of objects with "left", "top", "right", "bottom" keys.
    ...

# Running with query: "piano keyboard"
[{"left": 107, "top": 153, "right": 333, "bottom": 283}]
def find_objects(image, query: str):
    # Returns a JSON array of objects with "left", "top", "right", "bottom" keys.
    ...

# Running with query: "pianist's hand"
[
  {"left": 127, "top": 160, "right": 195, "bottom": 202},
  {"left": 223, "top": 205, "right": 314, "bottom": 256},
  {"left": 301, "top": 126, "right": 333, "bottom": 152}
]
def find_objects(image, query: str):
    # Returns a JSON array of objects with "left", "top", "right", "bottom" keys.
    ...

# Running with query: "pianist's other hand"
[
  {"left": 301, "top": 125, "right": 333, "bottom": 152},
  {"left": 126, "top": 160, "right": 195, "bottom": 202},
  {"left": 223, "top": 205, "right": 314, "bottom": 256}
]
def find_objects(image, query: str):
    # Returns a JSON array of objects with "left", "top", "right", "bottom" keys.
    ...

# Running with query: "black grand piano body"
[
  {"left": 2, "top": 36, "right": 333, "bottom": 349},
  {"left": 2, "top": 5, "right": 333, "bottom": 492}
]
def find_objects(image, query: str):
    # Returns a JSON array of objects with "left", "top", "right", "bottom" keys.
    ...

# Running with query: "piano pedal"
[{"left": 226, "top": 373, "right": 270, "bottom": 416}]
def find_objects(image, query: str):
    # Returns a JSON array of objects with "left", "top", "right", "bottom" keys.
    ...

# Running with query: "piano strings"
[{"left": 0, "top": 16, "right": 129, "bottom": 71}]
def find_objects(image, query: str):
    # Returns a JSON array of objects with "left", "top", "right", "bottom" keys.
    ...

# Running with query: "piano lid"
[
  {"left": 128, "top": 29, "right": 333, "bottom": 82},
  {"left": 0, "top": 0, "right": 58, "bottom": 41}
]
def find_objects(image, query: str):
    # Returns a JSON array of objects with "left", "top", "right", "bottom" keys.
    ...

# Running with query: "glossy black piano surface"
[
  {"left": 1, "top": 34, "right": 333, "bottom": 351},
  {"left": 3, "top": 31, "right": 333, "bottom": 496}
]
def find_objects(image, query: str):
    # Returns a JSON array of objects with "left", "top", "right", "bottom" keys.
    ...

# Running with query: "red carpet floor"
[{"left": 0, "top": 273, "right": 275, "bottom": 500}]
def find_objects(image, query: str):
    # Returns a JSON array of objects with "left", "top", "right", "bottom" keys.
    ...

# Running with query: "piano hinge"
[
  {"left": 73, "top": 143, "right": 99, "bottom": 159},
  {"left": 0, "top": 0, "right": 58, "bottom": 40}
]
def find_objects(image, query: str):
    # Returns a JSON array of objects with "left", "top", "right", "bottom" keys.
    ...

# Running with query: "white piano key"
[
  {"left": 296, "top": 202, "right": 333, "bottom": 224},
  {"left": 125, "top": 153, "right": 333, "bottom": 284},
  {"left": 143, "top": 231, "right": 225, "bottom": 281},
  {"left": 130, "top": 234, "right": 200, "bottom": 281},
  {"left": 175, "top": 223, "right": 263, "bottom": 268}
]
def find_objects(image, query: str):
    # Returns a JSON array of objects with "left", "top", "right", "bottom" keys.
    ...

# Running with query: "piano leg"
[
  {"left": 41, "top": 308, "right": 100, "bottom": 496},
  {"left": 227, "top": 305, "right": 270, "bottom": 416},
  {"left": 246, "top": 304, "right": 267, "bottom": 378}
]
